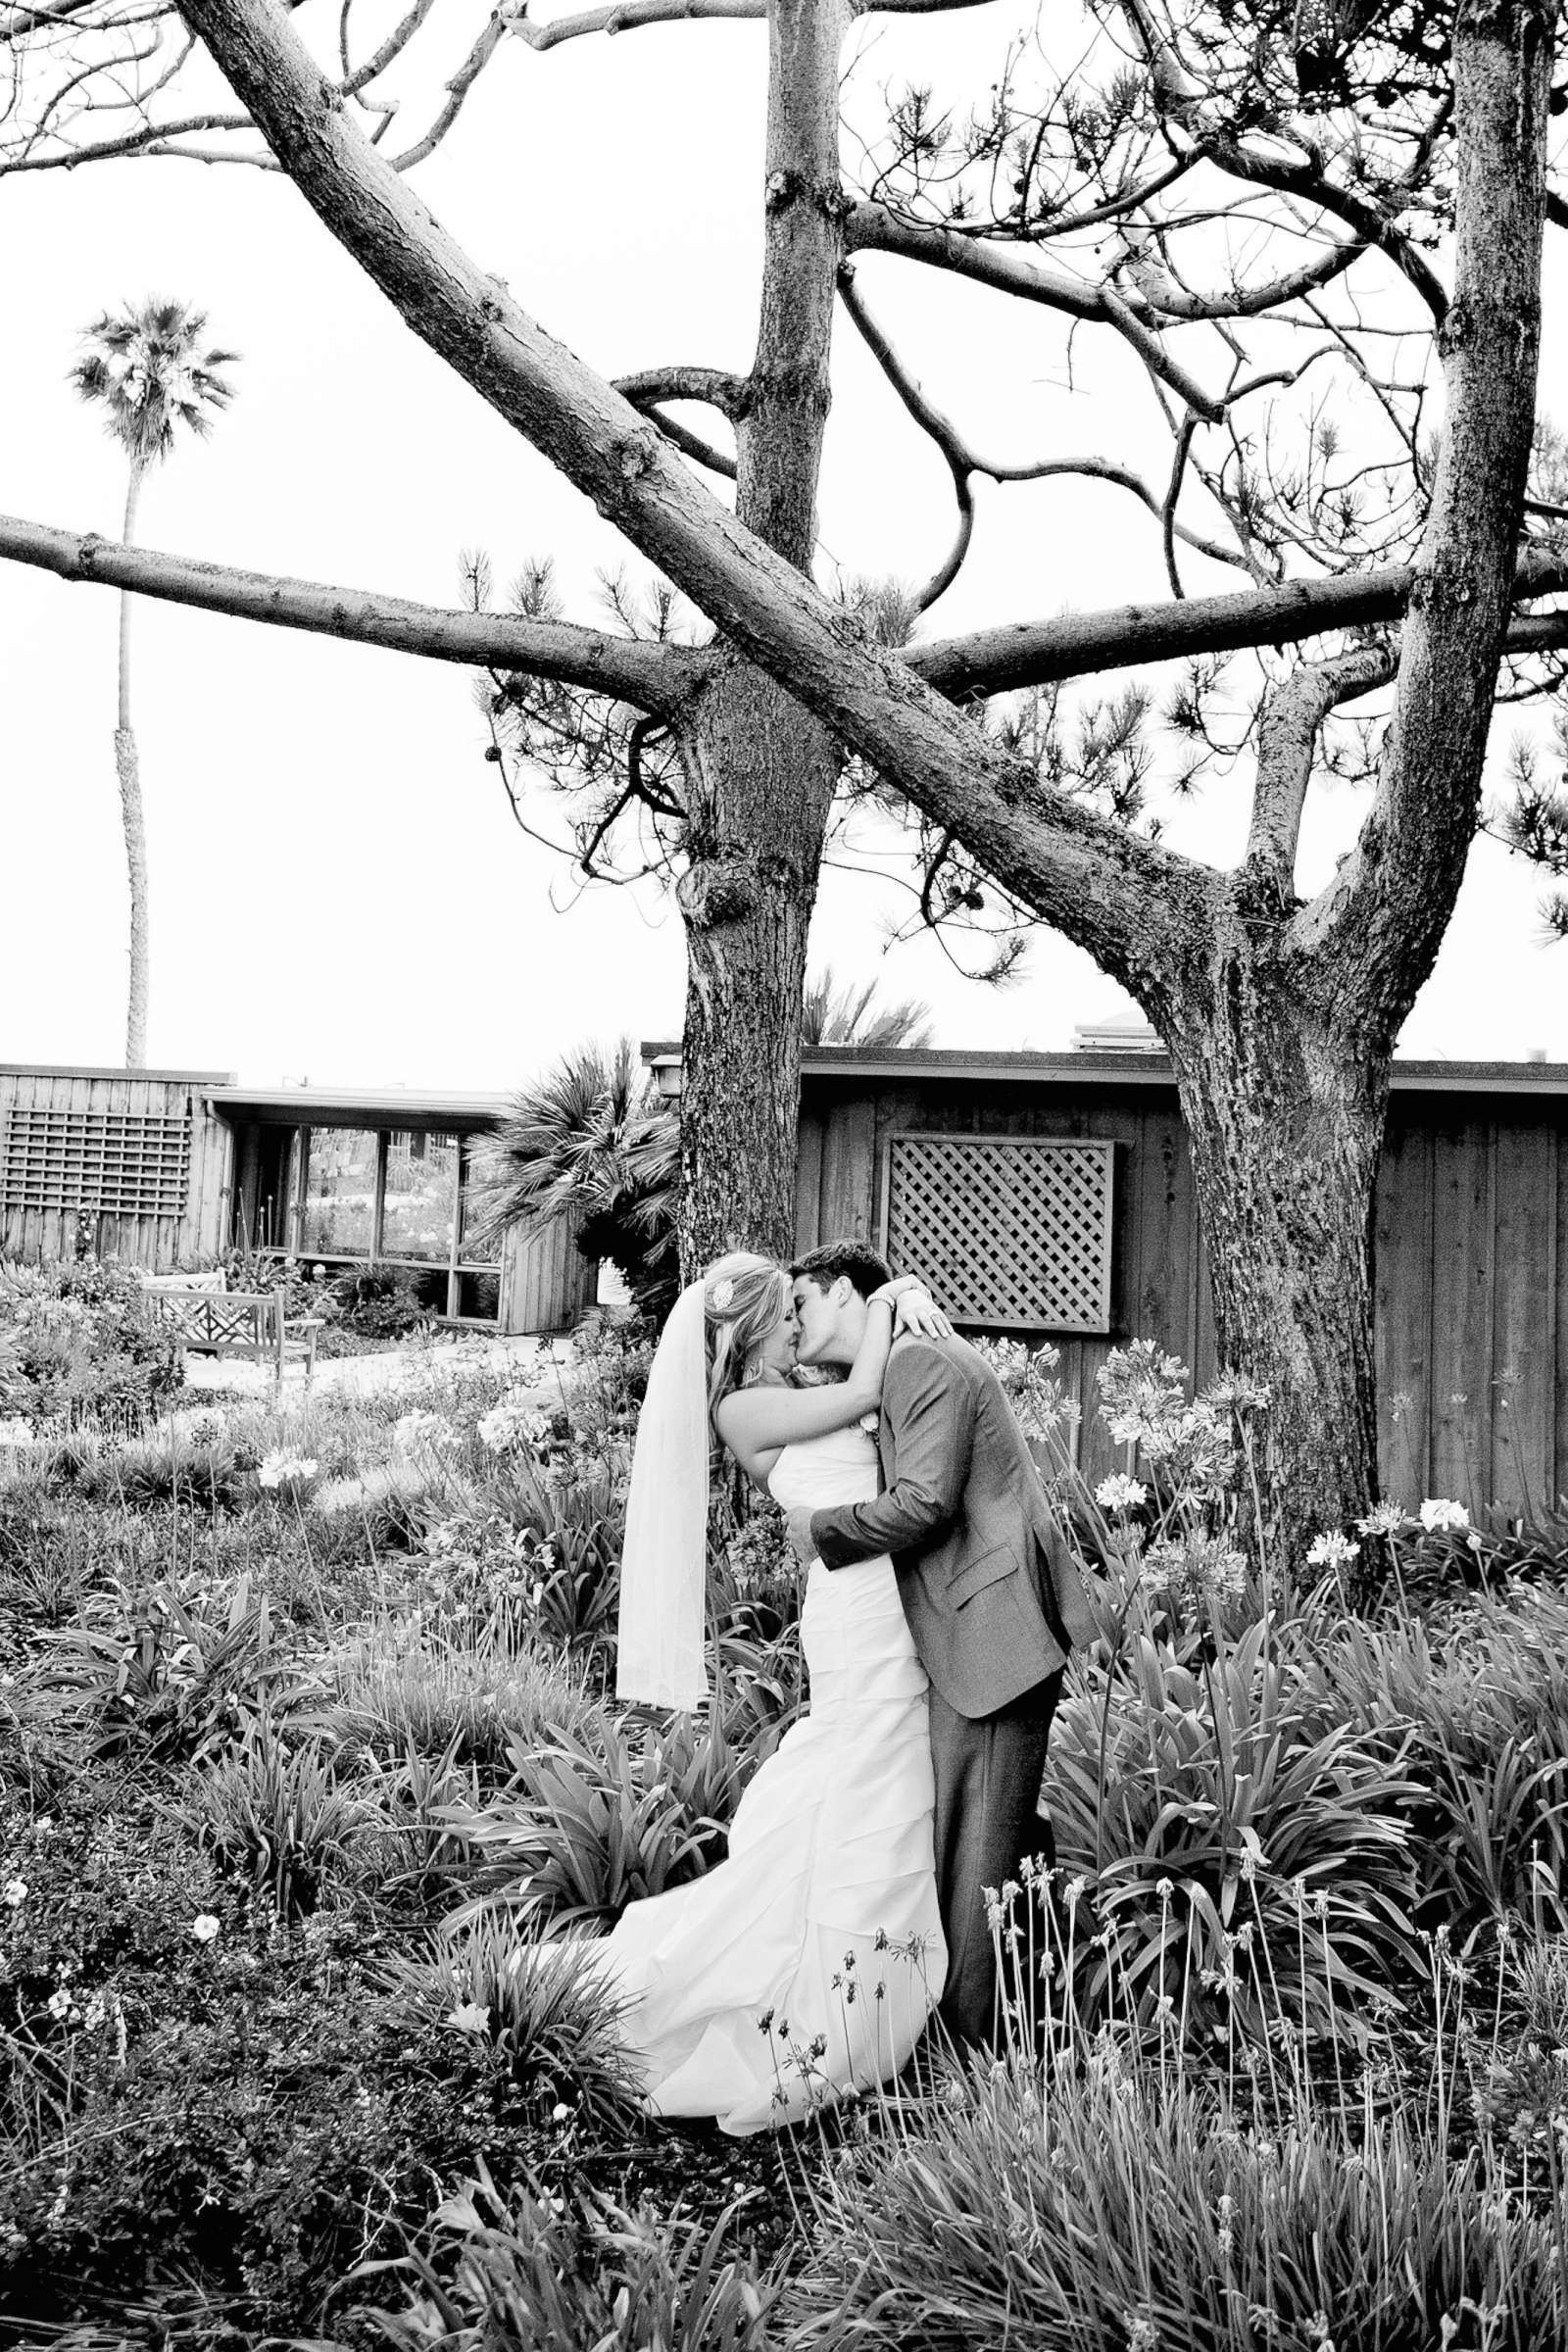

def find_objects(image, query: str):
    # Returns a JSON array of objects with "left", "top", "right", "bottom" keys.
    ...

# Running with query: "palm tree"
[
  {"left": 469, "top": 1039, "right": 680, "bottom": 1316},
  {"left": 475, "top": 970, "right": 935, "bottom": 1316},
  {"left": 72, "top": 299, "right": 239, "bottom": 1067}
]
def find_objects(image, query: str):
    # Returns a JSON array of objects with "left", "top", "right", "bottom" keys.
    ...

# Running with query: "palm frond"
[{"left": 69, "top": 295, "right": 240, "bottom": 474}]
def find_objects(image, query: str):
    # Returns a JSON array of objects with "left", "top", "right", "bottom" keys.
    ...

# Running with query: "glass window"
[
  {"left": 382, "top": 1129, "right": 460, "bottom": 1263},
  {"left": 301, "top": 1126, "right": 378, "bottom": 1257},
  {"left": 456, "top": 1269, "right": 501, "bottom": 1321}
]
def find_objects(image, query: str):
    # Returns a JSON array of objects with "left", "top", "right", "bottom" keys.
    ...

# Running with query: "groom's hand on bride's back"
[{"left": 785, "top": 1506, "right": 817, "bottom": 1565}]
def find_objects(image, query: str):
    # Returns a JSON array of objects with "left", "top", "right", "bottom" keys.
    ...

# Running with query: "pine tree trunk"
[
  {"left": 1157, "top": 936, "right": 1387, "bottom": 1569},
  {"left": 675, "top": 678, "right": 836, "bottom": 1269},
  {"left": 118, "top": 466, "right": 150, "bottom": 1069},
  {"left": 672, "top": 0, "right": 848, "bottom": 1281}
]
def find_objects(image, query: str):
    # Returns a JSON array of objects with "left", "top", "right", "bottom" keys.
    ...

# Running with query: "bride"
[{"left": 598, "top": 1250, "right": 951, "bottom": 2134}]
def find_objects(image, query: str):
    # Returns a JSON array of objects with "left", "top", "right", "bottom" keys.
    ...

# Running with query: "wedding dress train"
[{"left": 594, "top": 1424, "right": 947, "bottom": 2134}]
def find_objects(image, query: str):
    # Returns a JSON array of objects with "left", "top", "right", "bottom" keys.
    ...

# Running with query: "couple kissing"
[{"left": 597, "top": 1240, "right": 1098, "bottom": 2134}]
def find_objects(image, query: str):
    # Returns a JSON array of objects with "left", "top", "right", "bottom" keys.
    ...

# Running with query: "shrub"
[
  {"left": 367, "top": 2162, "right": 778, "bottom": 2352},
  {"left": 0, "top": 1255, "right": 181, "bottom": 1437},
  {"left": 185, "top": 1719, "right": 371, "bottom": 1916},
  {"left": 373, "top": 1919, "right": 645, "bottom": 2132},
  {"left": 453, "top": 1712, "right": 760, "bottom": 1934},
  {"left": 788, "top": 2044, "right": 1568, "bottom": 2351},
  {"left": 1308, "top": 1592, "right": 1568, "bottom": 1928},
  {"left": 320, "top": 1630, "right": 603, "bottom": 1781},
  {"left": 29, "top": 1571, "right": 313, "bottom": 1766},
  {"left": 3, "top": 1922, "right": 579, "bottom": 2342},
  {"left": 1044, "top": 1612, "right": 1421, "bottom": 2046}
]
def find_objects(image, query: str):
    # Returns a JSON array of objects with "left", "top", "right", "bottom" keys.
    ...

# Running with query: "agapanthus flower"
[
  {"left": 1356, "top": 1502, "right": 1407, "bottom": 1538},
  {"left": 391, "top": 1408, "right": 459, "bottom": 1457},
  {"left": 476, "top": 1399, "right": 550, "bottom": 1452},
  {"left": 1305, "top": 1531, "right": 1360, "bottom": 1569},
  {"left": 1419, "top": 1497, "right": 1470, "bottom": 1533},
  {"left": 257, "top": 1450, "right": 318, "bottom": 1490},
  {"left": 1095, "top": 1473, "right": 1148, "bottom": 1513}
]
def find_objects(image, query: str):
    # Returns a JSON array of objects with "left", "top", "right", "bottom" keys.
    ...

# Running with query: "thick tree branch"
[
  {"left": 1113, "top": 223, "right": 1365, "bottom": 323},
  {"left": 497, "top": 0, "right": 987, "bottom": 41},
  {"left": 0, "top": 514, "right": 710, "bottom": 714},
  {"left": 1293, "top": 0, "right": 1555, "bottom": 1033},
  {"left": 906, "top": 550, "right": 1568, "bottom": 701},
  {"left": 172, "top": 0, "right": 1212, "bottom": 989},
  {"left": 1244, "top": 647, "right": 1396, "bottom": 894},
  {"left": 615, "top": 366, "right": 744, "bottom": 478},
  {"left": 500, "top": 0, "right": 764, "bottom": 50},
  {"left": 842, "top": 201, "right": 1226, "bottom": 421},
  {"left": 614, "top": 366, "right": 748, "bottom": 419},
  {"left": 1201, "top": 139, "right": 1450, "bottom": 327}
]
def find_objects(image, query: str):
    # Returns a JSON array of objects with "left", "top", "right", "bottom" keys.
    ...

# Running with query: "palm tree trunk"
[{"left": 117, "top": 464, "right": 150, "bottom": 1068}]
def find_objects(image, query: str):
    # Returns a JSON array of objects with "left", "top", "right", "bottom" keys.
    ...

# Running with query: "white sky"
[{"left": 4, "top": 0, "right": 1567, "bottom": 1090}]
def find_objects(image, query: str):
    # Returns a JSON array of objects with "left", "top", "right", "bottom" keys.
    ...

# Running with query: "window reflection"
[
  {"left": 301, "top": 1126, "right": 377, "bottom": 1256},
  {"left": 381, "top": 1130, "right": 459, "bottom": 1263}
]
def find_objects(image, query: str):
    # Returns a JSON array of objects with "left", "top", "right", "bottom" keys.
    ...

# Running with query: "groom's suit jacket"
[{"left": 808, "top": 1332, "right": 1099, "bottom": 1720}]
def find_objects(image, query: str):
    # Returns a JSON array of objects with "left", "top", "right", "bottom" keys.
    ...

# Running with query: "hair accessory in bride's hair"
[{"left": 710, "top": 1277, "right": 736, "bottom": 1310}]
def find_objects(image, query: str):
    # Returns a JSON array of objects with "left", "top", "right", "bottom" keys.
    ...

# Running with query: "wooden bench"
[{"left": 140, "top": 1281, "right": 321, "bottom": 1385}]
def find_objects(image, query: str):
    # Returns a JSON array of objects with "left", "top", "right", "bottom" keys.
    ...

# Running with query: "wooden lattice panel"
[
  {"left": 1, "top": 1107, "right": 192, "bottom": 1218},
  {"left": 881, "top": 1133, "right": 1114, "bottom": 1333}
]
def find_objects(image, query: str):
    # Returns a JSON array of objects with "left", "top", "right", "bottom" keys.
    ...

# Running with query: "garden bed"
[{"left": 4, "top": 1269, "right": 1568, "bottom": 2348}]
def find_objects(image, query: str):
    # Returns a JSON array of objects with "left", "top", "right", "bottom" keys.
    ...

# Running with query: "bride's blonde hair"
[{"left": 702, "top": 1250, "right": 789, "bottom": 1419}]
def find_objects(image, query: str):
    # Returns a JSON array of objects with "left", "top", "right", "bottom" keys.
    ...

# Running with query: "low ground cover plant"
[{"left": 5, "top": 1304, "right": 1568, "bottom": 2346}]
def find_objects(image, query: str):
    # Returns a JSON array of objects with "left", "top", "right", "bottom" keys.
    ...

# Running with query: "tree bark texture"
[
  {"left": 673, "top": 0, "right": 848, "bottom": 1278},
  {"left": 118, "top": 466, "right": 149, "bottom": 1068},
  {"left": 1155, "top": 908, "right": 1387, "bottom": 1561},
  {"left": 675, "top": 668, "right": 837, "bottom": 1268}
]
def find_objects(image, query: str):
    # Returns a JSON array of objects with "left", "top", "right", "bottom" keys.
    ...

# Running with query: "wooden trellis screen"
[
  {"left": 0, "top": 1106, "right": 193, "bottom": 1219},
  {"left": 880, "top": 1132, "right": 1115, "bottom": 1334}
]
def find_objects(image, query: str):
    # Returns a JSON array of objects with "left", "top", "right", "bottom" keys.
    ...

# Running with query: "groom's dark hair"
[{"left": 791, "top": 1239, "right": 892, "bottom": 1299}]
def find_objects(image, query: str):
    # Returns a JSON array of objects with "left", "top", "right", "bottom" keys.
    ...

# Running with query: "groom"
[{"left": 785, "top": 1238, "right": 1098, "bottom": 2048}]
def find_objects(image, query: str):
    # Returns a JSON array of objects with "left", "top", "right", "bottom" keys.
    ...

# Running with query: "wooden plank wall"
[
  {"left": 500, "top": 1211, "right": 598, "bottom": 1335},
  {"left": 0, "top": 1067, "right": 232, "bottom": 1274},
  {"left": 799, "top": 1074, "right": 1568, "bottom": 1514}
]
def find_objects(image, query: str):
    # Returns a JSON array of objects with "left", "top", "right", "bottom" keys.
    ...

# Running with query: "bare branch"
[
  {"left": 614, "top": 367, "right": 748, "bottom": 419},
  {"left": 634, "top": 409, "right": 738, "bottom": 478},
  {"left": 842, "top": 201, "right": 1225, "bottom": 421},
  {"left": 341, "top": 0, "right": 439, "bottom": 97},
  {"left": 1203, "top": 136, "right": 1450, "bottom": 327},
  {"left": 1113, "top": 223, "right": 1366, "bottom": 323},
  {"left": 1160, "top": 414, "right": 1195, "bottom": 598},
  {"left": 614, "top": 367, "right": 745, "bottom": 477},
  {"left": 1244, "top": 647, "right": 1396, "bottom": 893},
  {"left": 0, "top": 513, "right": 711, "bottom": 714},
  {"left": 500, "top": 0, "right": 763, "bottom": 52},
  {"left": 385, "top": 13, "right": 505, "bottom": 173}
]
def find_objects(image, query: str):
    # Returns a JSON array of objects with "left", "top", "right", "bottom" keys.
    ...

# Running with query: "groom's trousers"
[{"left": 928, "top": 1669, "right": 1064, "bottom": 2049}]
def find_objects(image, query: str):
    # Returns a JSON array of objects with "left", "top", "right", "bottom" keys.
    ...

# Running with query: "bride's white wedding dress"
[{"left": 595, "top": 1424, "right": 948, "bottom": 2135}]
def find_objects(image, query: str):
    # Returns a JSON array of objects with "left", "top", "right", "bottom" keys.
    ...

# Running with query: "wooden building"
[
  {"left": 0, "top": 1063, "right": 234, "bottom": 1271},
  {"left": 0, "top": 1065, "right": 593, "bottom": 1337},
  {"left": 791, "top": 1044, "right": 1568, "bottom": 1517}
]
